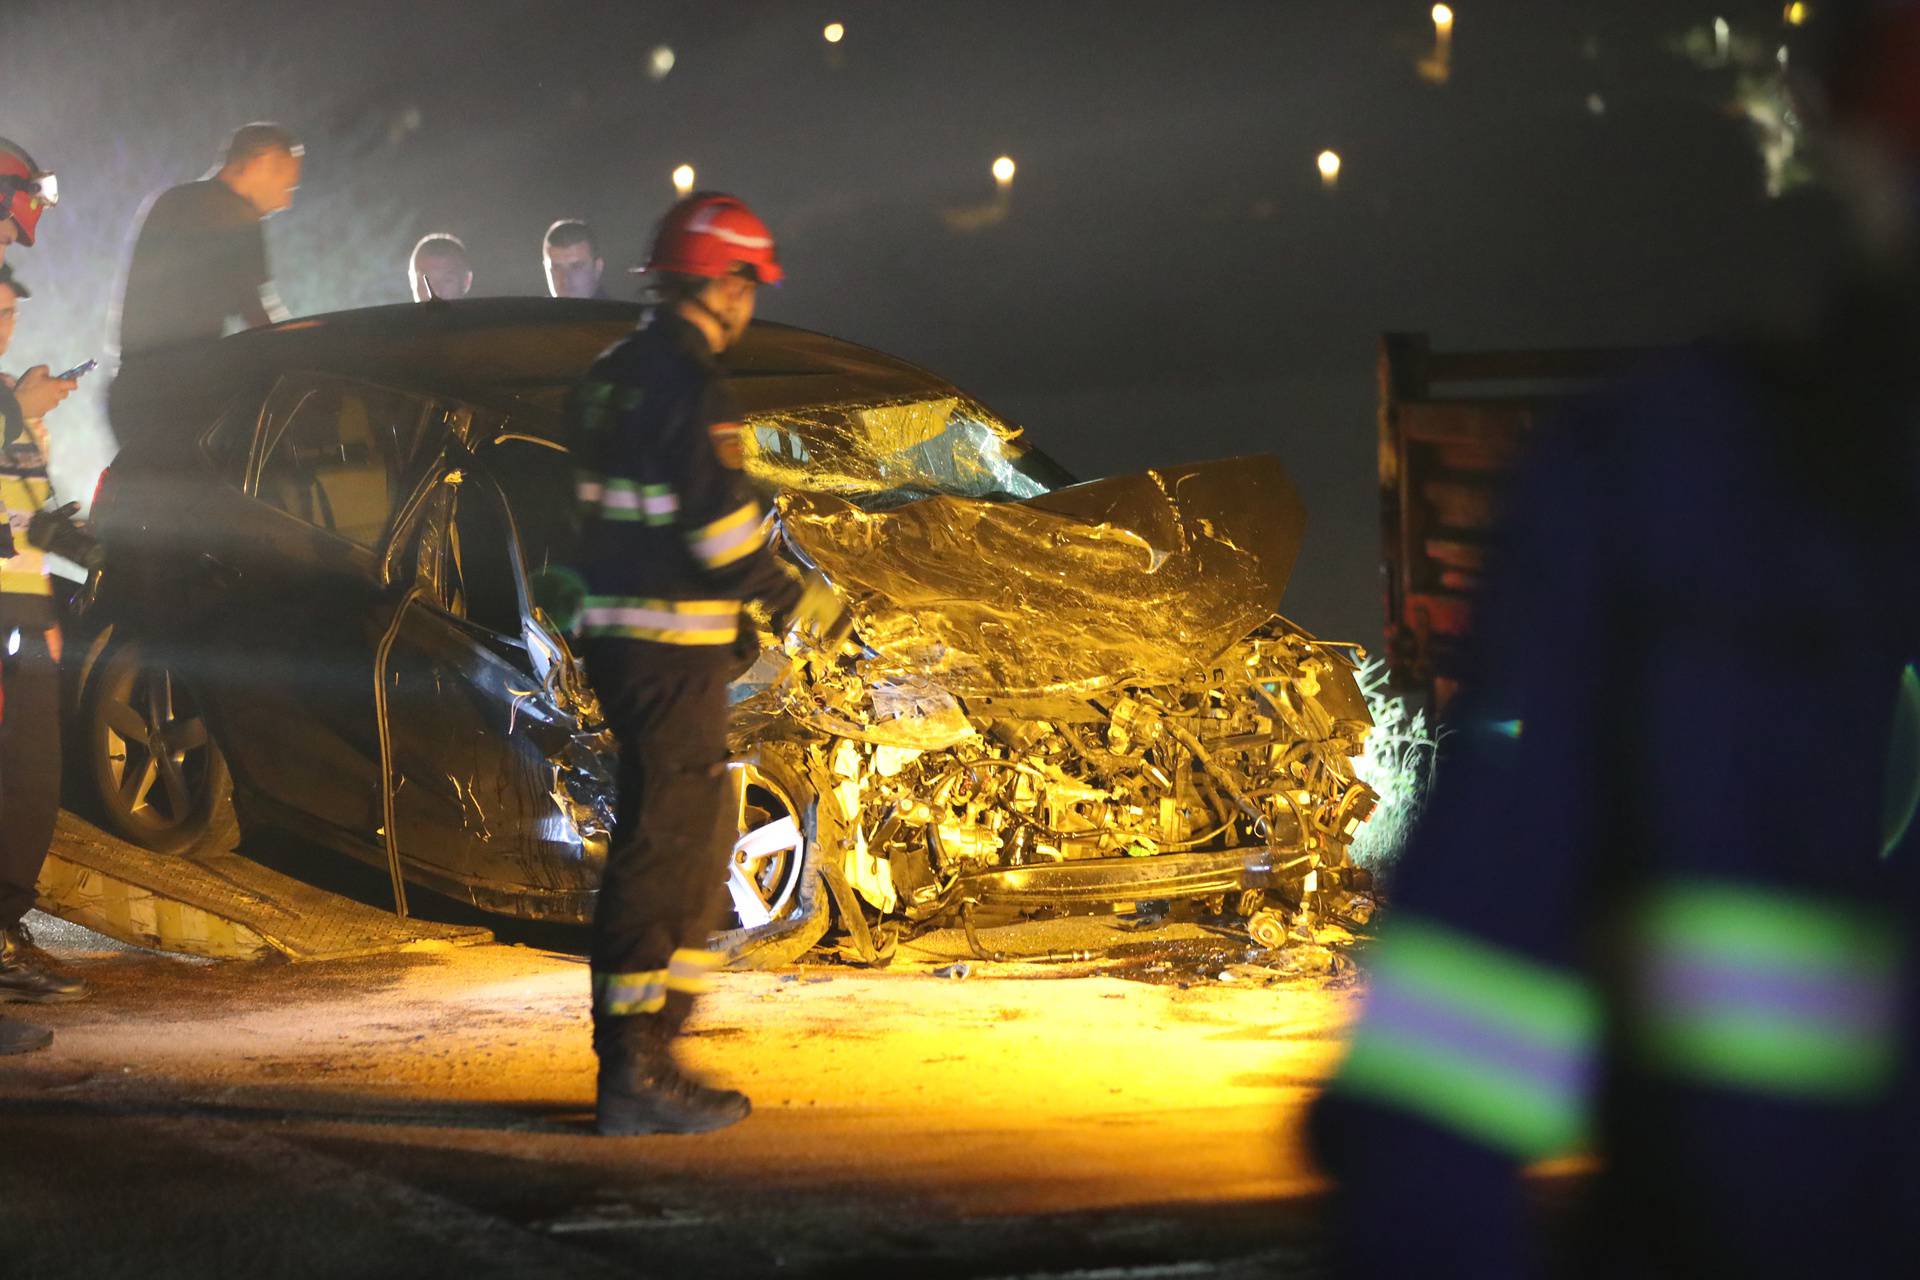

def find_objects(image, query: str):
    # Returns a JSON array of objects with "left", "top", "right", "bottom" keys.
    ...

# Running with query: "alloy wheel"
[{"left": 725, "top": 761, "right": 807, "bottom": 930}]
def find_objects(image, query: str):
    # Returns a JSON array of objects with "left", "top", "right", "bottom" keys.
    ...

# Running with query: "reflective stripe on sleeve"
[
  {"left": 579, "top": 595, "right": 740, "bottom": 645},
  {"left": 1633, "top": 880, "right": 1904, "bottom": 1100},
  {"left": 593, "top": 969, "right": 666, "bottom": 1017},
  {"left": 1334, "top": 919, "right": 1599, "bottom": 1160},
  {"left": 574, "top": 468, "right": 605, "bottom": 508},
  {"left": 666, "top": 947, "right": 727, "bottom": 995},
  {"left": 687, "top": 500, "right": 768, "bottom": 569}
]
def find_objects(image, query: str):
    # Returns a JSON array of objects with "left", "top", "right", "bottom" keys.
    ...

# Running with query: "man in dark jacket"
[
  {"left": 109, "top": 122, "right": 300, "bottom": 443},
  {"left": 553, "top": 192, "right": 839, "bottom": 1135}
]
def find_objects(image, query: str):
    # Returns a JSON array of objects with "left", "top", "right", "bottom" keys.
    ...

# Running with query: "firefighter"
[
  {"left": 0, "top": 143, "right": 79, "bottom": 1059},
  {"left": 552, "top": 192, "right": 841, "bottom": 1135},
  {"left": 0, "top": 140, "right": 71, "bottom": 451},
  {"left": 1309, "top": 6, "right": 1920, "bottom": 1276}
]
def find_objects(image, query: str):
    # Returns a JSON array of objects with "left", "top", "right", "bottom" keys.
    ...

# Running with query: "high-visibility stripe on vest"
[
  {"left": 1335, "top": 919, "right": 1600, "bottom": 1160},
  {"left": 579, "top": 595, "right": 741, "bottom": 645},
  {"left": 1632, "top": 879, "right": 1904, "bottom": 1101}
]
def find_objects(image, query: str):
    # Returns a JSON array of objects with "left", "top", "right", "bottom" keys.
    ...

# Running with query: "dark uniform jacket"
[
  {"left": 1312, "top": 315, "right": 1920, "bottom": 1278},
  {"left": 564, "top": 307, "right": 801, "bottom": 659}
]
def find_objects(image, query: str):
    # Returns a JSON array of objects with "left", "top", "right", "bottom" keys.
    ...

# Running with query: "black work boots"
[
  {"left": 0, "top": 922, "right": 90, "bottom": 1004},
  {"left": 0, "top": 1014, "right": 52, "bottom": 1055},
  {"left": 594, "top": 1017, "right": 751, "bottom": 1136}
]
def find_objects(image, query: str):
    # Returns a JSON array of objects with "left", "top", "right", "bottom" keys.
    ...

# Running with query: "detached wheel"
[
  {"left": 81, "top": 638, "right": 238, "bottom": 855},
  {"left": 709, "top": 742, "right": 832, "bottom": 969}
]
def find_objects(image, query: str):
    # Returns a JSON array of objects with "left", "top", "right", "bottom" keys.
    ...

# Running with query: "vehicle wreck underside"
[{"left": 722, "top": 402, "right": 1380, "bottom": 960}]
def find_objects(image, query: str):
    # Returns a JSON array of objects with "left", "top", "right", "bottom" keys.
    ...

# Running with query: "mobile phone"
[{"left": 56, "top": 358, "right": 98, "bottom": 381}]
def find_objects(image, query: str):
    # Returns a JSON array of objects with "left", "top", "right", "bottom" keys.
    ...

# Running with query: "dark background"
[{"left": 1, "top": 0, "right": 1850, "bottom": 647}]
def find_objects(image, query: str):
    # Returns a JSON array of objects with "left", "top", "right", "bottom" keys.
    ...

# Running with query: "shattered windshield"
[{"left": 740, "top": 396, "right": 1074, "bottom": 508}]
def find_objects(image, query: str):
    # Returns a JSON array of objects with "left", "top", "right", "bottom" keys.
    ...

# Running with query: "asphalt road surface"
[{"left": 0, "top": 912, "right": 1363, "bottom": 1280}]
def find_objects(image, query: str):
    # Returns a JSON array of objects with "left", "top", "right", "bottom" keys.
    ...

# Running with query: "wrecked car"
[{"left": 73, "top": 299, "right": 1375, "bottom": 962}]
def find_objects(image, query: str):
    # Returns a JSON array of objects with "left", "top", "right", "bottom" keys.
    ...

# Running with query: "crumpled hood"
[{"left": 778, "top": 454, "right": 1306, "bottom": 696}]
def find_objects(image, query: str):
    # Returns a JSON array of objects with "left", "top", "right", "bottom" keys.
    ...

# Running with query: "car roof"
[{"left": 211, "top": 298, "right": 953, "bottom": 415}]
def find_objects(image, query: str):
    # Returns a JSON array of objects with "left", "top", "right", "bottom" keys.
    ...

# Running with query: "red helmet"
[
  {"left": 0, "top": 139, "right": 57, "bottom": 248},
  {"left": 645, "top": 193, "right": 784, "bottom": 286}
]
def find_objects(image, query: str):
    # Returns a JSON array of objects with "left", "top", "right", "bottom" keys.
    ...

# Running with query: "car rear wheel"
[
  {"left": 81, "top": 638, "right": 239, "bottom": 856},
  {"left": 710, "top": 743, "right": 831, "bottom": 969}
]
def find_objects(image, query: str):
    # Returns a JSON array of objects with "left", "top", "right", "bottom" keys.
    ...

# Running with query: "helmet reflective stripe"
[{"left": 686, "top": 203, "right": 773, "bottom": 249}]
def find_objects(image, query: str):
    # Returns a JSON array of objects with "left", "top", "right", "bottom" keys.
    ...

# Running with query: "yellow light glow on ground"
[
  {"left": 1432, "top": 3, "right": 1454, "bottom": 30},
  {"left": 1785, "top": 2, "right": 1809, "bottom": 26},
  {"left": 673, "top": 164, "right": 696, "bottom": 195},
  {"left": 824, "top": 22, "right": 845, "bottom": 43},
  {"left": 992, "top": 155, "right": 1017, "bottom": 186},
  {"left": 1317, "top": 149, "right": 1343, "bottom": 186}
]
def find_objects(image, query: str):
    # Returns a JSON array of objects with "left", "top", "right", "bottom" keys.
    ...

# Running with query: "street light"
[
  {"left": 1421, "top": 4, "right": 1455, "bottom": 84},
  {"left": 1784, "top": 2, "right": 1809, "bottom": 26},
  {"left": 992, "top": 155, "right": 1016, "bottom": 187},
  {"left": 673, "top": 164, "right": 696, "bottom": 196},
  {"left": 1317, "top": 149, "right": 1342, "bottom": 189},
  {"left": 824, "top": 22, "right": 845, "bottom": 43},
  {"left": 648, "top": 45, "right": 676, "bottom": 81}
]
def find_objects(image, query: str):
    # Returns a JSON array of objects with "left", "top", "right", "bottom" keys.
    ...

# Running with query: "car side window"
[
  {"left": 198, "top": 393, "right": 259, "bottom": 486},
  {"left": 251, "top": 374, "right": 427, "bottom": 549}
]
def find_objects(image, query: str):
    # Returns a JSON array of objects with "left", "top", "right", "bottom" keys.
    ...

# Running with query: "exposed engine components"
[{"left": 732, "top": 615, "right": 1379, "bottom": 952}]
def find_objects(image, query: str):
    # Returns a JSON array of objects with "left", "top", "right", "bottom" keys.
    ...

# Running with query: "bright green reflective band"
[
  {"left": 1639, "top": 1011, "right": 1895, "bottom": 1100},
  {"left": 1370, "top": 920, "right": 1599, "bottom": 1051},
  {"left": 1339, "top": 1028, "right": 1590, "bottom": 1159},
  {"left": 1642, "top": 881, "right": 1902, "bottom": 977},
  {"left": 1334, "top": 920, "right": 1599, "bottom": 1159}
]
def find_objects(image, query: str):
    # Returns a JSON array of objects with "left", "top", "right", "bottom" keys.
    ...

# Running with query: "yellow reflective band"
[
  {"left": 592, "top": 969, "right": 666, "bottom": 1017},
  {"left": 666, "top": 947, "right": 726, "bottom": 995},
  {"left": 579, "top": 595, "right": 741, "bottom": 645},
  {"left": 688, "top": 501, "right": 768, "bottom": 569}
]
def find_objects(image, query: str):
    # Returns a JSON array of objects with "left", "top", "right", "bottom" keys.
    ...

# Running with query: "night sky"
[{"left": 2, "top": 0, "right": 1850, "bottom": 647}]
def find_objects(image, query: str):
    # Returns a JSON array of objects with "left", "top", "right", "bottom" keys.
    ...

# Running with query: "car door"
[
  {"left": 378, "top": 430, "right": 613, "bottom": 911},
  {"left": 195, "top": 370, "right": 442, "bottom": 841}
]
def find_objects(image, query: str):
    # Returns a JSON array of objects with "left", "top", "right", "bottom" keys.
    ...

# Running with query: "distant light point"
[
  {"left": 673, "top": 164, "right": 696, "bottom": 195},
  {"left": 1432, "top": 4, "right": 1454, "bottom": 30},
  {"left": 1784, "top": 2, "right": 1809, "bottom": 27},
  {"left": 1586, "top": 92, "right": 1606, "bottom": 116},
  {"left": 648, "top": 45, "right": 676, "bottom": 81},
  {"left": 824, "top": 22, "right": 845, "bottom": 43},
  {"left": 1317, "top": 149, "right": 1343, "bottom": 187},
  {"left": 992, "top": 155, "right": 1016, "bottom": 186}
]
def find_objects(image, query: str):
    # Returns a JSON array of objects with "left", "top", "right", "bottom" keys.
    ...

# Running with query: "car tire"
[
  {"left": 710, "top": 742, "right": 834, "bottom": 969},
  {"left": 80, "top": 637, "right": 240, "bottom": 857}
]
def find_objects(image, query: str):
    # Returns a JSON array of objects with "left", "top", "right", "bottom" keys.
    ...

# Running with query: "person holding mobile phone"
[{"left": 0, "top": 260, "right": 88, "bottom": 1031}]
